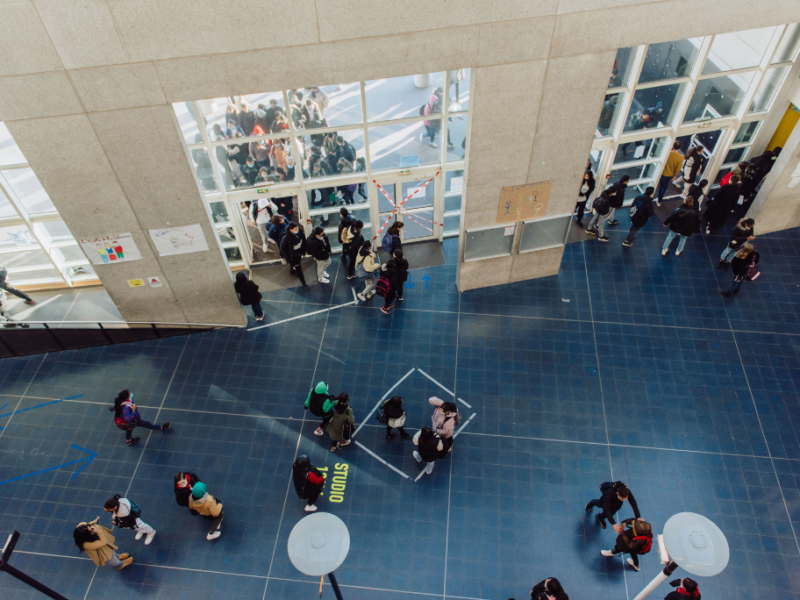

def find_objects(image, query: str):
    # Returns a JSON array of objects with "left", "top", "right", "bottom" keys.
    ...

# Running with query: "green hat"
[
  {"left": 314, "top": 381, "right": 327, "bottom": 394},
  {"left": 191, "top": 482, "right": 207, "bottom": 499}
]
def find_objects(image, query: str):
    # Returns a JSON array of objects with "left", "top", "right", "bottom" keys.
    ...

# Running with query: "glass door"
[
  {"left": 235, "top": 193, "right": 298, "bottom": 264},
  {"left": 675, "top": 128, "right": 729, "bottom": 184},
  {"left": 372, "top": 170, "right": 442, "bottom": 245}
]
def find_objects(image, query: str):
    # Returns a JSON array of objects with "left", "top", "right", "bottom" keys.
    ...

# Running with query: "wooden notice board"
[{"left": 496, "top": 180, "right": 553, "bottom": 224}]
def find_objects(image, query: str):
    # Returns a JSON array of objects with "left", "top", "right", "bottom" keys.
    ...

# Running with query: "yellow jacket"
[
  {"left": 79, "top": 518, "right": 118, "bottom": 567},
  {"left": 662, "top": 150, "right": 683, "bottom": 178},
  {"left": 188, "top": 493, "right": 223, "bottom": 517}
]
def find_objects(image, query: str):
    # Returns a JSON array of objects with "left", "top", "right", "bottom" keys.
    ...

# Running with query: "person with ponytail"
[
  {"left": 103, "top": 494, "right": 156, "bottom": 546},
  {"left": 665, "top": 578, "right": 700, "bottom": 599},
  {"left": 73, "top": 517, "right": 133, "bottom": 570},
  {"left": 111, "top": 389, "right": 170, "bottom": 446},
  {"left": 531, "top": 577, "right": 569, "bottom": 600}
]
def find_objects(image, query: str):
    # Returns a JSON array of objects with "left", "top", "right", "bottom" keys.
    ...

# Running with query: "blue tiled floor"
[{"left": 3, "top": 230, "right": 800, "bottom": 600}]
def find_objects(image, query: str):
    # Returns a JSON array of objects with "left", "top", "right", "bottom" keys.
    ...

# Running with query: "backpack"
[
  {"left": 375, "top": 401, "right": 387, "bottom": 424},
  {"left": 382, "top": 233, "right": 394, "bottom": 253},
  {"left": 127, "top": 499, "right": 143, "bottom": 519},
  {"left": 744, "top": 261, "right": 760, "bottom": 281},
  {"left": 307, "top": 390, "right": 328, "bottom": 417},
  {"left": 375, "top": 277, "right": 391, "bottom": 297},
  {"left": 629, "top": 197, "right": 644, "bottom": 219},
  {"left": 419, "top": 104, "right": 427, "bottom": 116},
  {"left": 599, "top": 481, "right": 624, "bottom": 494},
  {"left": 593, "top": 195, "right": 610, "bottom": 215},
  {"left": 631, "top": 520, "right": 653, "bottom": 554},
  {"left": 113, "top": 416, "right": 133, "bottom": 431}
]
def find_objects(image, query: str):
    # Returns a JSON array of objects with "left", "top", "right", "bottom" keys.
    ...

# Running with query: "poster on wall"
[
  {"left": 80, "top": 233, "right": 143, "bottom": 265},
  {"left": 149, "top": 224, "right": 209, "bottom": 257},
  {"left": 496, "top": 180, "right": 553, "bottom": 224}
]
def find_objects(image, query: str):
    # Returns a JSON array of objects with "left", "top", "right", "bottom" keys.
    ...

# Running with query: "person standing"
[
  {"left": 585, "top": 481, "right": 641, "bottom": 531},
  {"left": 575, "top": 171, "right": 595, "bottom": 226},
  {"left": 73, "top": 517, "right": 133, "bottom": 571},
  {"left": 721, "top": 243, "right": 759, "bottom": 298},
  {"left": 234, "top": 272, "right": 264, "bottom": 322},
  {"left": 338, "top": 208, "right": 354, "bottom": 264},
  {"left": 420, "top": 88, "right": 443, "bottom": 148},
  {"left": 679, "top": 146, "right": 704, "bottom": 198},
  {"left": 393, "top": 249, "right": 409, "bottom": 302},
  {"left": 174, "top": 472, "right": 201, "bottom": 511},
  {"left": 704, "top": 175, "right": 742, "bottom": 235},
  {"left": 530, "top": 578, "right": 569, "bottom": 600},
  {"left": 292, "top": 455, "right": 325, "bottom": 512},
  {"left": 103, "top": 494, "right": 156, "bottom": 546},
  {"left": 657, "top": 141, "right": 684, "bottom": 206},
  {"left": 326, "top": 392, "right": 354, "bottom": 453},
  {"left": 186, "top": 482, "right": 224, "bottom": 541},
  {"left": 607, "top": 175, "right": 629, "bottom": 227},
  {"left": 268, "top": 214, "right": 289, "bottom": 259},
  {"left": 383, "top": 396, "right": 412, "bottom": 440},
  {"left": 719, "top": 218, "right": 755, "bottom": 268},
  {"left": 0, "top": 267, "right": 35, "bottom": 305},
  {"left": 413, "top": 426, "right": 444, "bottom": 476},
  {"left": 343, "top": 220, "right": 364, "bottom": 280},
  {"left": 250, "top": 197, "right": 277, "bottom": 252},
  {"left": 661, "top": 196, "right": 700, "bottom": 257},
  {"left": 305, "top": 381, "right": 335, "bottom": 436},
  {"left": 585, "top": 187, "right": 617, "bottom": 242},
  {"left": 382, "top": 221, "right": 404, "bottom": 254},
  {"left": 600, "top": 517, "right": 653, "bottom": 571},
  {"left": 111, "top": 389, "right": 170, "bottom": 446},
  {"left": 665, "top": 578, "right": 700, "bottom": 600},
  {"left": 685, "top": 179, "right": 709, "bottom": 213},
  {"left": 430, "top": 397, "right": 458, "bottom": 451},
  {"left": 622, "top": 186, "right": 655, "bottom": 247},
  {"left": 279, "top": 222, "right": 309, "bottom": 290},
  {"left": 379, "top": 259, "right": 401, "bottom": 314},
  {"left": 306, "top": 226, "right": 332, "bottom": 284},
  {"left": 355, "top": 241, "right": 380, "bottom": 301}
]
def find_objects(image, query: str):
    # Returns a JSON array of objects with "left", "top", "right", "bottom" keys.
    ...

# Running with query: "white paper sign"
[
  {"left": 148, "top": 276, "right": 162, "bottom": 287},
  {"left": 634, "top": 145, "right": 645, "bottom": 159},
  {"left": 80, "top": 232, "right": 142, "bottom": 265},
  {"left": 149, "top": 224, "right": 209, "bottom": 257},
  {"left": 450, "top": 176, "right": 463, "bottom": 193},
  {"left": 504, "top": 225, "right": 515, "bottom": 236}
]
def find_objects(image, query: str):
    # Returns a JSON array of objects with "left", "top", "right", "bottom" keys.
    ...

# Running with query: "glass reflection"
[{"left": 639, "top": 38, "right": 702, "bottom": 83}]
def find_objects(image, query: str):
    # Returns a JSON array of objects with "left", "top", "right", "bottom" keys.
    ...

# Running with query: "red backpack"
[
  {"left": 375, "top": 277, "right": 391, "bottom": 297},
  {"left": 632, "top": 520, "right": 653, "bottom": 554}
]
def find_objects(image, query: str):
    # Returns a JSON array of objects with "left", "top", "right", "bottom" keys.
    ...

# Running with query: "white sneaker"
[
  {"left": 323, "top": 271, "right": 330, "bottom": 278},
  {"left": 419, "top": 133, "right": 424, "bottom": 143},
  {"left": 367, "top": 291, "right": 375, "bottom": 298},
  {"left": 675, "top": 250, "right": 682, "bottom": 256},
  {"left": 340, "top": 440, "right": 350, "bottom": 446},
  {"left": 320, "top": 277, "right": 330, "bottom": 284},
  {"left": 661, "top": 248, "right": 668, "bottom": 256},
  {"left": 357, "top": 293, "right": 366, "bottom": 301},
  {"left": 135, "top": 531, "right": 144, "bottom": 541},
  {"left": 207, "top": 530, "right": 221, "bottom": 540},
  {"left": 600, "top": 550, "right": 615, "bottom": 557},
  {"left": 413, "top": 451, "right": 422, "bottom": 463},
  {"left": 263, "top": 244, "right": 268, "bottom": 253},
  {"left": 305, "top": 504, "right": 318, "bottom": 512},
  {"left": 627, "top": 558, "right": 640, "bottom": 571},
  {"left": 314, "top": 428, "right": 323, "bottom": 436},
  {"left": 429, "top": 141, "right": 438, "bottom": 148},
  {"left": 144, "top": 531, "right": 156, "bottom": 545}
]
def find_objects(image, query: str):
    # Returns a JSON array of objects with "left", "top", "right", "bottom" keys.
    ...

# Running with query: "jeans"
[
  {"left": 341, "top": 188, "right": 355, "bottom": 205},
  {"left": 105, "top": 551, "right": 122, "bottom": 569},
  {"left": 656, "top": 174, "right": 671, "bottom": 202},
  {"left": 383, "top": 288, "right": 396, "bottom": 309},
  {"left": 610, "top": 545, "right": 639, "bottom": 567},
  {"left": 720, "top": 246, "right": 736, "bottom": 261},
  {"left": 575, "top": 199, "right": 587, "bottom": 222},
  {"left": 251, "top": 302, "right": 263, "bottom": 319},
  {"left": 662, "top": 229, "right": 688, "bottom": 253},
  {"left": 624, "top": 224, "right": 643, "bottom": 244},
  {"left": 423, "top": 124, "right": 438, "bottom": 143},
  {"left": 587, "top": 211, "right": 610, "bottom": 236},
  {"left": 125, "top": 418, "right": 161, "bottom": 441},
  {"left": 207, "top": 511, "right": 223, "bottom": 536},
  {"left": 357, "top": 183, "right": 367, "bottom": 200},
  {"left": 290, "top": 259, "right": 307, "bottom": 286},
  {"left": 0, "top": 281, "right": 32, "bottom": 302},
  {"left": 728, "top": 276, "right": 744, "bottom": 294},
  {"left": 315, "top": 258, "right": 331, "bottom": 281},
  {"left": 359, "top": 274, "right": 377, "bottom": 297},
  {"left": 256, "top": 223, "right": 269, "bottom": 249}
]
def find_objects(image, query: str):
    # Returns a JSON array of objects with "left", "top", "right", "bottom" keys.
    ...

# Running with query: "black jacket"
[
  {"left": 348, "top": 231, "right": 364, "bottom": 257},
  {"left": 174, "top": 472, "right": 202, "bottom": 508},
  {"left": 731, "top": 251, "right": 759, "bottom": 278},
  {"left": 338, "top": 215, "right": 353, "bottom": 244},
  {"left": 598, "top": 482, "right": 641, "bottom": 525},
  {"left": 592, "top": 191, "right": 613, "bottom": 216},
  {"left": 664, "top": 580, "right": 700, "bottom": 600},
  {"left": 610, "top": 179, "right": 627, "bottom": 208},
  {"left": 686, "top": 184, "right": 705, "bottom": 203},
  {"left": 292, "top": 457, "right": 324, "bottom": 500},
  {"left": 417, "top": 432, "right": 443, "bottom": 463},
  {"left": 280, "top": 229, "right": 306, "bottom": 265},
  {"left": 728, "top": 224, "right": 754, "bottom": 250},
  {"left": 630, "top": 194, "right": 655, "bottom": 226},
  {"left": 664, "top": 203, "right": 700, "bottom": 237},
  {"left": 384, "top": 398, "right": 404, "bottom": 420},
  {"left": 531, "top": 580, "right": 569, "bottom": 600},
  {"left": 306, "top": 234, "right": 331, "bottom": 261},
  {"left": 234, "top": 273, "right": 262, "bottom": 305},
  {"left": 703, "top": 184, "right": 740, "bottom": 230},
  {"left": 615, "top": 518, "right": 650, "bottom": 554},
  {"left": 394, "top": 257, "right": 409, "bottom": 283}
]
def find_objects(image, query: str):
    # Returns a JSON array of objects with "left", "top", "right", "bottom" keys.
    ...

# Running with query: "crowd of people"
[{"left": 577, "top": 144, "right": 778, "bottom": 299}]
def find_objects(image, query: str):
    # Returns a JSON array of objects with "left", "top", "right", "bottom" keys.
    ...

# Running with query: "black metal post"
[
  {"left": 42, "top": 324, "right": 66, "bottom": 351},
  {"left": 1, "top": 532, "right": 69, "bottom": 600},
  {"left": 97, "top": 323, "right": 113, "bottom": 344},
  {"left": 327, "top": 571, "right": 344, "bottom": 600}
]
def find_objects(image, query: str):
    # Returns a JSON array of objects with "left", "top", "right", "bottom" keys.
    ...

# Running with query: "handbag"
[{"left": 387, "top": 413, "right": 406, "bottom": 428}]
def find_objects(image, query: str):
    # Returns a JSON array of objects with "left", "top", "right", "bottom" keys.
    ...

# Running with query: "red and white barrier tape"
[{"left": 371, "top": 173, "right": 440, "bottom": 238}]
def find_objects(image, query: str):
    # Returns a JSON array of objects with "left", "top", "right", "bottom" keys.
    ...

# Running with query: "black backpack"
[
  {"left": 600, "top": 480, "right": 625, "bottom": 494},
  {"left": 593, "top": 195, "right": 610, "bottom": 215},
  {"left": 419, "top": 104, "right": 427, "bottom": 116},
  {"left": 375, "top": 401, "right": 387, "bottom": 424},
  {"left": 307, "top": 390, "right": 328, "bottom": 417}
]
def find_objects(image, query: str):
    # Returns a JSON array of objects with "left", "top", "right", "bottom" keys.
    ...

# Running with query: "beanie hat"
[{"left": 191, "top": 482, "right": 207, "bottom": 499}]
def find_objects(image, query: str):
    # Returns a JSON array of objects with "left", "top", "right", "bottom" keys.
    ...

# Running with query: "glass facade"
[
  {"left": 0, "top": 123, "right": 98, "bottom": 288},
  {"left": 174, "top": 70, "right": 471, "bottom": 268},
  {"left": 591, "top": 24, "right": 798, "bottom": 203}
]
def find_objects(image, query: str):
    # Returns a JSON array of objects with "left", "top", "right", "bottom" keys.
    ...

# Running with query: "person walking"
[
  {"left": 430, "top": 397, "right": 458, "bottom": 452},
  {"left": 656, "top": 141, "right": 685, "bottom": 205},
  {"left": 268, "top": 214, "right": 289, "bottom": 260},
  {"left": 279, "top": 222, "right": 309, "bottom": 290},
  {"left": 585, "top": 481, "right": 641, "bottom": 531},
  {"left": 111, "top": 389, "right": 170, "bottom": 446},
  {"left": 355, "top": 241, "right": 380, "bottom": 301},
  {"left": 721, "top": 243, "right": 759, "bottom": 298},
  {"left": 704, "top": 175, "right": 742, "bottom": 235},
  {"left": 305, "top": 381, "right": 335, "bottom": 436},
  {"left": 0, "top": 267, "right": 35, "bottom": 305},
  {"left": 382, "top": 221, "right": 404, "bottom": 254},
  {"left": 306, "top": 226, "right": 332, "bottom": 284},
  {"left": 186, "top": 482, "right": 224, "bottom": 540},
  {"left": 174, "top": 472, "right": 201, "bottom": 511},
  {"left": 575, "top": 171, "right": 595, "bottom": 226},
  {"left": 383, "top": 396, "right": 412, "bottom": 440},
  {"left": 393, "top": 249, "right": 409, "bottom": 302},
  {"left": 326, "top": 392, "right": 354, "bottom": 452},
  {"left": 685, "top": 179, "right": 709, "bottom": 213},
  {"left": 73, "top": 517, "right": 133, "bottom": 571},
  {"left": 413, "top": 426, "right": 444, "bottom": 475},
  {"left": 622, "top": 186, "right": 655, "bottom": 247},
  {"left": 607, "top": 175, "right": 629, "bottom": 227},
  {"left": 679, "top": 146, "right": 704, "bottom": 198},
  {"left": 292, "top": 455, "right": 325, "bottom": 512},
  {"left": 530, "top": 578, "right": 569, "bottom": 600},
  {"left": 378, "top": 259, "right": 401, "bottom": 314},
  {"left": 661, "top": 196, "right": 700, "bottom": 257},
  {"left": 600, "top": 517, "right": 653, "bottom": 571},
  {"left": 342, "top": 220, "right": 365, "bottom": 279},
  {"left": 234, "top": 272, "right": 264, "bottom": 321},
  {"left": 250, "top": 197, "right": 277, "bottom": 252},
  {"left": 338, "top": 207, "right": 354, "bottom": 265},
  {"left": 665, "top": 578, "right": 701, "bottom": 600},
  {"left": 719, "top": 218, "right": 755, "bottom": 268},
  {"left": 585, "top": 187, "right": 617, "bottom": 242},
  {"left": 103, "top": 494, "right": 156, "bottom": 546}
]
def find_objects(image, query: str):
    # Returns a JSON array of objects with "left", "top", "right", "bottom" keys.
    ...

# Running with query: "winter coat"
[
  {"left": 249, "top": 141, "right": 271, "bottom": 164},
  {"left": 610, "top": 178, "right": 627, "bottom": 208},
  {"left": 292, "top": 457, "right": 325, "bottom": 500},
  {"left": 731, "top": 251, "right": 759, "bottom": 279},
  {"left": 305, "top": 382, "right": 335, "bottom": 417},
  {"left": 234, "top": 273, "right": 262, "bottom": 306},
  {"left": 383, "top": 398, "right": 406, "bottom": 428},
  {"left": 338, "top": 215, "right": 354, "bottom": 244},
  {"left": 663, "top": 203, "right": 700, "bottom": 237},
  {"left": 384, "top": 233, "right": 402, "bottom": 253},
  {"left": 268, "top": 216, "right": 289, "bottom": 244},
  {"left": 592, "top": 191, "right": 614, "bottom": 216},
  {"left": 326, "top": 404, "right": 354, "bottom": 442},
  {"left": 345, "top": 229, "right": 364, "bottom": 257},
  {"left": 614, "top": 518, "right": 651, "bottom": 555},
  {"left": 531, "top": 580, "right": 569, "bottom": 600},
  {"left": 686, "top": 184, "right": 705, "bottom": 203},
  {"left": 630, "top": 194, "right": 655, "bottom": 227},
  {"left": 174, "top": 472, "right": 201, "bottom": 508},
  {"left": 306, "top": 234, "right": 332, "bottom": 261},
  {"left": 188, "top": 492, "right": 223, "bottom": 519},
  {"left": 683, "top": 152, "right": 703, "bottom": 184},
  {"left": 239, "top": 110, "right": 255, "bottom": 136},
  {"left": 703, "top": 184, "right": 740, "bottom": 230},
  {"left": 79, "top": 519, "right": 118, "bottom": 567},
  {"left": 664, "top": 580, "right": 701, "bottom": 600},
  {"left": 596, "top": 482, "right": 641, "bottom": 525},
  {"left": 415, "top": 431, "right": 444, "bottom": 462},
  {"left": 430, "top": 397, "right": 455, "bottom": 439},
  {"left": 394, "top": 257, "right": 409, "bottom": 283},
  {"left": 728, "top": 223, "right": 754, "bottom": 250},
  {"left": 280, "top": 229, "right": 306, "bottom": 265},
  {"left": 355, "top": 249, "right": 380, "bottom": 274},
  {"left": 423, "top": 94, "right": 442, "bottom": 128}
]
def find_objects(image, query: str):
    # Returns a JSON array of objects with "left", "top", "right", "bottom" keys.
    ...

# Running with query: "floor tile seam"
[
  {"left": 268, "top": 575, "right": 482, "bottom": 599},
  {"left": 0, "top": 355, "right": 47, "bottom": 442}
]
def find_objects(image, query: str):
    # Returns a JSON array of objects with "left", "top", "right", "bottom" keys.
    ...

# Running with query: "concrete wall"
[{"left": 1, "top": 0, "right": 800, "bottom": 304}]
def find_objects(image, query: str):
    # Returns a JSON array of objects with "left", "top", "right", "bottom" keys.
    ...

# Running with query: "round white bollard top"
[
  {"left": 663, "top": 512, "right": 729, "bottom": 577},
  {"left": 287, "top": 512, "right": 350, "bottom": 576}
]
